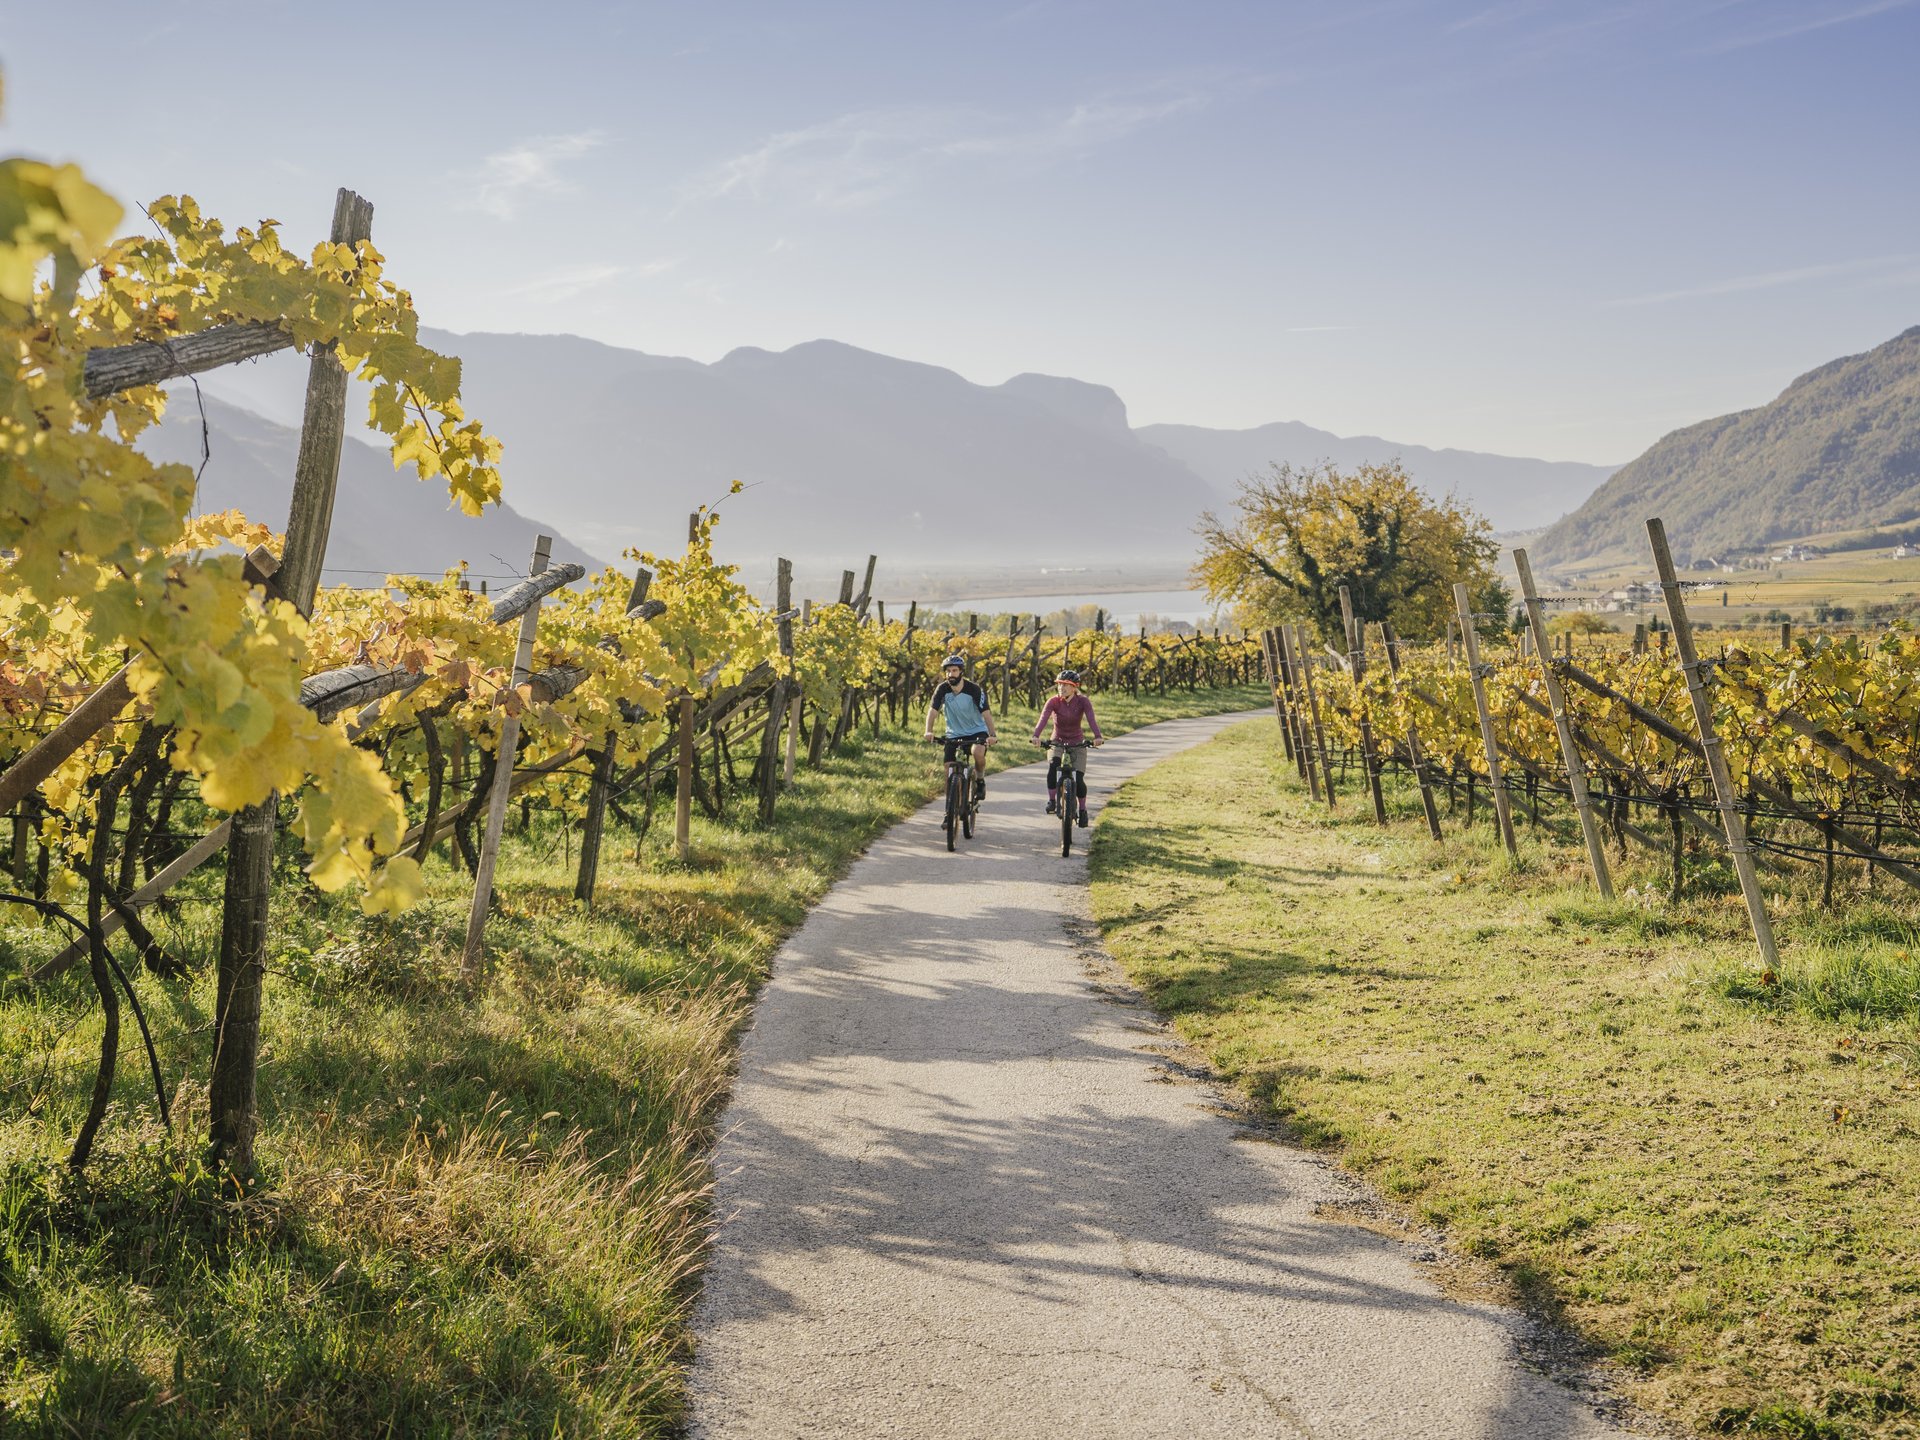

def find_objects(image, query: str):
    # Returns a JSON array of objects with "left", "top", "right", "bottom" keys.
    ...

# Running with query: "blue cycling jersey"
[{"left": 930, "top": 679, "right": 990, "bottom": 736}]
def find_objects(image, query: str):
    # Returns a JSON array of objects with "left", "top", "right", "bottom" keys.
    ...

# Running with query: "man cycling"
[
  {"left": 1032, "top": 669, "right": 1104, "bottom": 826},
  {"left": 923, "top": 655, "right": 996, "bottom": 801}
]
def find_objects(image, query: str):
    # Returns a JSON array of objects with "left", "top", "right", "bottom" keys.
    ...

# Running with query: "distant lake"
[{"left": 921, "top": 588, "right": 1225, "bottom": 631}]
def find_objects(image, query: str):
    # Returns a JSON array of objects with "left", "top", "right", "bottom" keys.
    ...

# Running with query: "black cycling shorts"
[{"left": 943, "top": 733, "right": 989, "bottom": 762}]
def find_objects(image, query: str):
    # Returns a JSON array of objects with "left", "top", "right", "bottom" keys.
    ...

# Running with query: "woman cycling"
[{"left": 1032, "top": 669, "right": 1104, "bottom": 827}]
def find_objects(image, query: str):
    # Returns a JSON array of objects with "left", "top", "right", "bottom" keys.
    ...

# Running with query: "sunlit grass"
[
  {"left": 0, "top": 684, "right": 1265, "bottom": 1438},
  {"left": 1090, "top": 718, "right": 1920, "bottom": 1438}
]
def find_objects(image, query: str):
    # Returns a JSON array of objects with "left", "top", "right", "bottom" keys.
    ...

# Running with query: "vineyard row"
[{"left": 1263, "top": 523, "right": 1920, "bottom": 973}]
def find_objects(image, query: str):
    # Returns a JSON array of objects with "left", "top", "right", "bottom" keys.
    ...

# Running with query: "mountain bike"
[
  {"left": 1039, "top": 739, "right": 1093, "bottom": 857},
  {"left": 933, "top": 735, "right": 985, "bottom": 852}
]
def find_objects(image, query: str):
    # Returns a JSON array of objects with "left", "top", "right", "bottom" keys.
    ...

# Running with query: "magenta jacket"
[{"left": 1032, "top": 693, "right": 1102, "bottom": 745}]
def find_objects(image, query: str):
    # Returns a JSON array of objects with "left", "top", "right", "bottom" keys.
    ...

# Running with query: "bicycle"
[
  {"left": 1037, "top": 737, "right": 1097, "bottom": 857},
  {"left": 932, "top": 735, "right": 986, "bottom": 851}
]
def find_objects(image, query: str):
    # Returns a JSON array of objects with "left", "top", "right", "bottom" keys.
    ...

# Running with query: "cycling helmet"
[
  {"left": 941, "top": 654, "right": 967, "bottom": 671},
  {"left": 1055, "top": 669, "right": 1081, "bottom": 684}
]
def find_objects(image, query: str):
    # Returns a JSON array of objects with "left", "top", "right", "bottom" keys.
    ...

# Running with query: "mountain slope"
[
  {"left": 191, "top": 330, "right": 1617, "bottom": 568},
  {"left": 417, "top": 334, "right": 1219, "bottom": 566},
  {"left": 1534, "top": 325, "right": 1920, "bottom": 571},
  {"left": 142, "top": 393, "right": 605, "bottom": 585},
  {"left": 1137, "top": 420, "right": 1616, "bottom": 533}
]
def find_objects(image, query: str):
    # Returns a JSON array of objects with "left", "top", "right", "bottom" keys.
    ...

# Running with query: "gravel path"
[{"left": 688, "top": 713, "right": 1635, "bottom": 1439}]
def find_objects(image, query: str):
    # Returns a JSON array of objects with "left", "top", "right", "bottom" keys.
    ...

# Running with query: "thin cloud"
[
  {"left": 1703, "top": 0, "right": 1914, "bottom": 51},
  {"left": 1605, "top": 254, "right": 1916, "bottom": 306},
  {"left": 501, "top": 259, "right": 670, "bottom": 304},
  {"left": 459, "top": 131, "right": 606, "bottom": 220},
  {"left": 1286, "top": 325, "right": 1354, "bottom": 333},
  {"left": 678, "top": 89, "right": 1208, "bottom": 212}
]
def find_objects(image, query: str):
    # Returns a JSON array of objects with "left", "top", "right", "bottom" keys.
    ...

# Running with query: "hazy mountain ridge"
[
  {"left": 1534, "top": 325, "right": 1920, "bottom": 572},
  {"left": 186, "top": 330, "right": 1622, "bottom": 573},
  {"left": 1137, "top": 420, "right": 1618, "bottom": 533},
  {"left": 141, "top": 394, "right": 605, "bottom": 584}
]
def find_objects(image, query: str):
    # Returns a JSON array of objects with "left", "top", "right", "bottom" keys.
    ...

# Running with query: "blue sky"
[{"left": 5, "top": 0, "right": 1918, "bottom": 463}]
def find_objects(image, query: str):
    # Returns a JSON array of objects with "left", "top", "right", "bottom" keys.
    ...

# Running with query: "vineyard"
[
  {"left": 1262, "top": 530, "right": 1920, "bottom": 976},
  {"left": 0, "top": 153, "right": 1274, "bottom": 1431}
]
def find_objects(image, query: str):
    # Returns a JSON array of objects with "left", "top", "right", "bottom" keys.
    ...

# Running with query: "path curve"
[{"left": 688, "top": 713, "right": 1633, "bottom": 1440}]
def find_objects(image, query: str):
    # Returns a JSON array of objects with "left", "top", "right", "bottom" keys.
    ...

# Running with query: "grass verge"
[
  {"left": 1089, "top": 718, "right": 1920, "bottom": 1440},
  {"left": 0, "top": 684, "right": 1265, "bottom": 1439}
]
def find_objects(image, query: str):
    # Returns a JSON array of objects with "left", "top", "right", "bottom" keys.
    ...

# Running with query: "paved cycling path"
[{"left": 688, "top": 713, "right": 1634, "bottom": 1440}]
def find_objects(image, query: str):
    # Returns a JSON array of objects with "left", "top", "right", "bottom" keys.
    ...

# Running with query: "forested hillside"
[{"left": 1535, "top": 324, "right": 1920, "bottom": 571}]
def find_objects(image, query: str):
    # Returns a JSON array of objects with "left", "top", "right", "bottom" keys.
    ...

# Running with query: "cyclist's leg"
[
  {"left": 971, "top": 738, "right": 987, "bottom": 796},
  {"left": 1071, "top": 744, "right": 1091, "bottom": 823},
  {"left": 1045, "top": 753, "right": 1062, "bottom": 811},
  {"left": 941, "top": 738, "right": 962, "bottom": 817}
]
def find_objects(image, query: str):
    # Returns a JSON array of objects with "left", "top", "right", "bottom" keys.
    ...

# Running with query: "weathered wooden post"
[
  {"left": 1380, "top": 621, "right": 1442, "bottom": 840},
  {"left": 461, "top": 534, "right": 553, "bottom": 975},
  {"left": 1259, "top": 628, "right": 1294, "bottom": 762},
  {"left": 1273, "top": 626, "right": 1312, "bottom": 782},
  {"left": 572, "top": 566, "right": 652, "bottom": 908},
  {"left": 1276, "top": 626, "right": 1319, "bottom": 798},
  {"left": 759, "top": 559, "right": 796, "bottom": 822},
  {"left": 1514, "top": 550, "right": 1613, "bottom": 897},
  {"left": 784, "top": 598, "right": 810, "bottom": 785},
  {"left": 1648, "top": 518, "right": 1778, "bottom": 969},
  {"left": 831, "top": 556, "right": 877, "bottom": 750},
  {"left": 807, "top": 571, "right": 855, "bottom": 765},
  {"left": 1453, "top": 583, "right": 1517, "bottom": 858},
  {"left": 208, "top": 187, "right": 371, "bottom": 1174},
  {"left": 1339, "top": 587, "right": 1388, "bottom": 825},
  {"left": 1001, "top": 615, "right": 1019, "bottom": 710},
  {"left": 1288, "top": 624, "right": 1337, "bottom": 806}
]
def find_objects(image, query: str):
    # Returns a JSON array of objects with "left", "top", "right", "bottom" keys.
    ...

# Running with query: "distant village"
[{"left": 1540, "top": 535, "right": 1920, "bottom": 618}]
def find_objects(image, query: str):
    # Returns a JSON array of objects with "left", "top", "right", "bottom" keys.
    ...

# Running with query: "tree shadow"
[{"left": 689, "top": 743, "right": 1627, "bottom": 1438}]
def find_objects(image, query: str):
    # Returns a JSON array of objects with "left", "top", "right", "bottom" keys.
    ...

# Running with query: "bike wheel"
[
  {"left": 962, "top": 774, "right": 975, "bottom": 838},
  {"left": 945, "top": 770, "right": 960, "bottom": 851},
  {"left": 1060, "top": 760, "right": 1075, "bottom": 856}
]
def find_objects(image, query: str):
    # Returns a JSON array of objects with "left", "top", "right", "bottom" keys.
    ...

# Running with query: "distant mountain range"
[
  {"left": 1138, "top": 421, "right": 1615, "bottom": 533},
  {"left": 175, "top": 331, "right": 1622, "bottom": 577},
  {"left": 1535, "top": 325, "right": 1920, "bottom": 573},
  {"left": 141, "top": 395, "right": 603, "bottom": 586}
]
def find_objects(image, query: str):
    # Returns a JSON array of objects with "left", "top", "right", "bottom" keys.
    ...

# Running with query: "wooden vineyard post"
[
  {"left": 1273, "top": 626, "right": 1312, "bottom": 783},
  {"left": 1514, "top": 549, "right": 1613, "bottom": 897},
  {"left": 1259, "top": 628, "right": 1295, "bottom": 762},
  {"left": 759, "top": 558, "right": 796, "bottom": 822},
  {"left": 1289, "top": 624, "right": 1338, "bottom": 806},
  {"left": 1000, "top": 615, "right": 1018, "bottom": 711},
  {"left": 808, "top": 571, "right": 854, "bottom": 765},
  {"left": 831, "top": 555, "right": 877, "bottom": 750},
  {"left": 1453, "top": 582, "right": 1518, "bottom": 858},
  {"left": 1380, "top": 621, "right": 1442, "bottom": 840},
  {"left": 674, "top": 696, "right": 695, "bottom": 859},
  {"left": 461, "top": 536, "right": 553, "bottom": 976},
  {"left": 1277, "top": 626, "right": 1321, "bottom": 800},
  {"left": 785, "top": 598, "right": 809, "bottom": 785},
  {"left": 1648, "top": 518, "right": 1778, "bottom": 970},
  {"left": 1339, "top": 587, "right": 1388, "bottom": 825},
  {"left": 573, "top": 565, "right": 651, "bottom": 908},
  {"left": 209, "top": 186, "right": 371, "bottom": 1173}
]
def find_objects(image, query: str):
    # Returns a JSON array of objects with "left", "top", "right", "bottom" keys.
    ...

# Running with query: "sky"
[{"left": 4, "top": 0, "right": 1919, "bottom": 464}]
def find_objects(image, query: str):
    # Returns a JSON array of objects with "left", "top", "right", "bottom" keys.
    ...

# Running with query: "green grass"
[
  {"left": 0, "top": 683, "right": 1265, "bottom": 1439},
  {"left": 1089, "top": 719, "right": 1920, "bottom": 1439}
]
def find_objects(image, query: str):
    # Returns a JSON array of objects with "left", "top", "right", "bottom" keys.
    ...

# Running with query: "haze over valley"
[{"left": 169, "top": 330, "right": 1622, "bottom": 591}]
